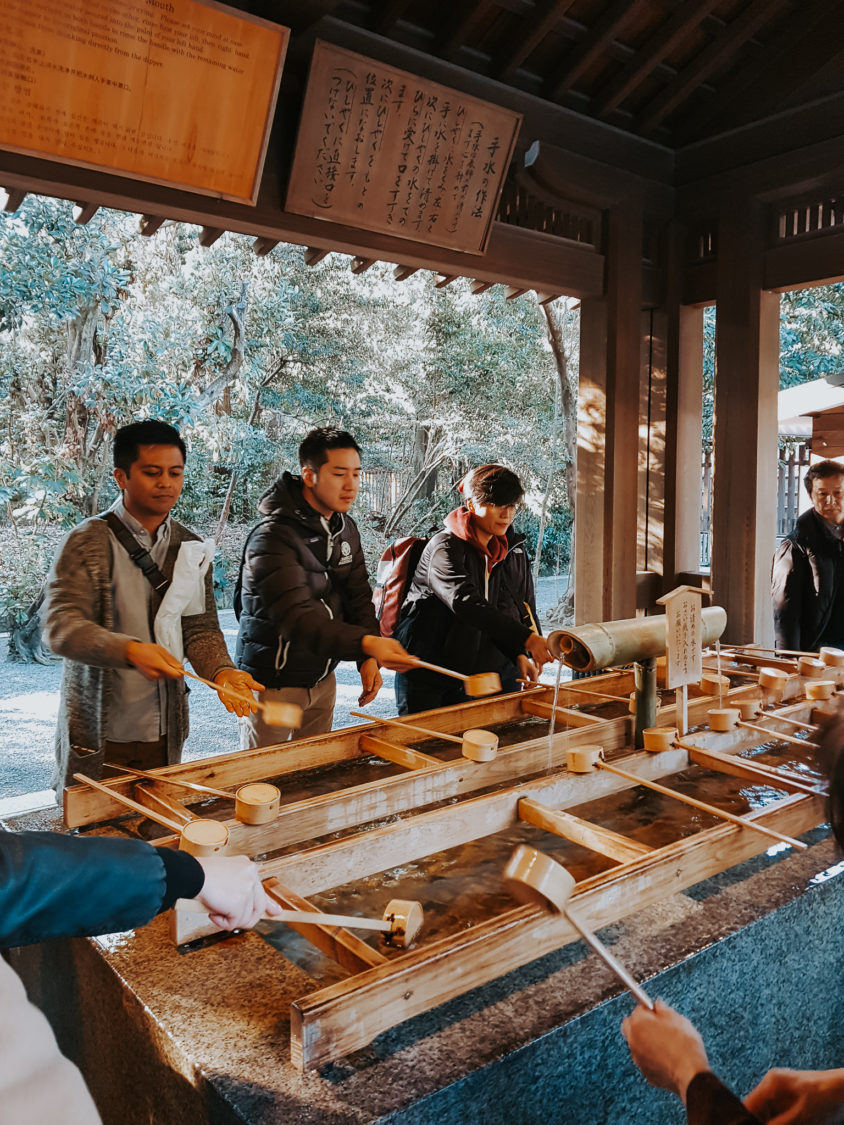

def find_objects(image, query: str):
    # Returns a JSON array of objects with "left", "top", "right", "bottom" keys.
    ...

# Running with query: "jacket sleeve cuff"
[{"left": 154, "top": 847, "right": 205, "bottom": 911}]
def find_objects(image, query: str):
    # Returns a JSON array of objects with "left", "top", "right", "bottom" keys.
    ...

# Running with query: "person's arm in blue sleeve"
[
  {"left": 0, "top": 830, "right": 282, "bottom": 948},
  {"left": 0, "top": 830, "right": 203, "bottom": 948}
]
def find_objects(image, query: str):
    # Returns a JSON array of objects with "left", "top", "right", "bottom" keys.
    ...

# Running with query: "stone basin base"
[{"left": 7, "top": 810, "right": 844, "bottom": 1125}]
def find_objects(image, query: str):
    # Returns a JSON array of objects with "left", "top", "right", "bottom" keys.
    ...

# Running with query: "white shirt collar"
[{"left": 110, "top": 495, "right": 171, "bottom": 546}]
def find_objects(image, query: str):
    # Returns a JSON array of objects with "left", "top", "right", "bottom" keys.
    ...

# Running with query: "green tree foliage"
[
  {"left": 702, "top": 283, "right": 844, "bottom": 448},
  {"left": 780, "top": 284, "right": 844, "bottom": 388},
  {"left": 0, "top": 196, "right": 574, "bottom": 654}
]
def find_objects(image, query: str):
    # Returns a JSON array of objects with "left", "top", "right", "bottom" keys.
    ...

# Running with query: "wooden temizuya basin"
[{"left": 63, "top": 633, "right": 834, "bottom": 1071}]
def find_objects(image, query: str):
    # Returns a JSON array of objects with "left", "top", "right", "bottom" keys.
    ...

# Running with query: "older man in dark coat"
[{"left": 772, "top": 458, "right": 844, "bottom": 651}]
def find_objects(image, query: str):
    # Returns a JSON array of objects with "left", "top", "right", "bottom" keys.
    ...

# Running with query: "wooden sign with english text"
[{"left": 0, "top": 0, "right": 288, "bottom": 203}]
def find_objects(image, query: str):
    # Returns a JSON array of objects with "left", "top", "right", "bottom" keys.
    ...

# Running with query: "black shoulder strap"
[
  {"left": 233, "top": 516, "right": 280, "bottom": 620},
  {"left": 100, "top": 512, "right": 171, "bottom": 594}
]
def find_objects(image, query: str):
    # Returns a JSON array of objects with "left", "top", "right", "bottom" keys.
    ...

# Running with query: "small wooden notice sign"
[
  {"left": 0, "top": 0, "right": 289, "bottom": 203},
  {"left": 286, "top": 42, "right": 522, "bottom": 254},
  {"left": 657, "top": 586, "right": 705, "bottom": 689}
]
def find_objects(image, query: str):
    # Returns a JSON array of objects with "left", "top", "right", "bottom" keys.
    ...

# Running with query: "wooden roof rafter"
[
  {"left": 546, "top": 0, "right": 648, "bottom": 102},
  {"left": 303, "top": 247, "right": 330, "bottom": 266},
  {"left": 438, "top": 0, "right": 499, "bottom": 62},
  {"left": 674, "top": 0, "right": 844, "bottom": 142},
  {"left": 371, "top": 0, "right": 414, "bottom": 38},
  {"left": 139, "top": 214, "right": 166, "bottom": 237},
  {"left": 199, "top": 227, "right": 224, "bottom": 248},
  {"left": 591, "top": 0, "right": 724, "bottom": 120},
  {"left": 72, "top": 201, "right": 99, "bottom": 225},
  {"left": 496, "top": 0, "right": 578, "bottom": 85},
  {"left": 636, "top": 0, "right": 793, "bottom": 136},
  {"left": 1, "top": 187, "right": 26, "bottom": 213}
]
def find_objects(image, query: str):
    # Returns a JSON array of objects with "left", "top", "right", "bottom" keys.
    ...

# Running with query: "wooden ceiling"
[{"left": 260, "top": 0, "right": 844, "bottom": 148}]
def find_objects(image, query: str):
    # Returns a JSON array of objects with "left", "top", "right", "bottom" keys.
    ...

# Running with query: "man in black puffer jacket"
[
  {"left": 235, "top": 428, "right": 413, "bottom": 747},
  {"left": 772, "top": 458, "right": 844, "bottom": 652}
]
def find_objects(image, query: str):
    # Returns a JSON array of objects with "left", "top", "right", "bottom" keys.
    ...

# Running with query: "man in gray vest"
[{"left": 44, "top": 419, "right": 261, "bottom": 790}]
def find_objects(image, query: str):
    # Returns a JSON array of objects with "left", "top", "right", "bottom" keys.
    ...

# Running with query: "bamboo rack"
[{"left": 62, "top": 669, "right": 834, "bottom": 1071}]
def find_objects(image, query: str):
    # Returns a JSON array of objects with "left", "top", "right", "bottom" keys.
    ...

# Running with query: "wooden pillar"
[
  {"left": 711, "top": 200, "right": 780, "bottom": 645},
  {"left": 575, "top": 297, "right": 608, "bottom": 624},
  {"left": 638, "top": 306, "right": 667, "bottom": 606},
  {"left": 574, "top": 204, "right": 643, "bottom": 624},
  {"left": 664, "top": 331, "right": 705, "bottom": 583},
  {"left": 663, "top": 219, "right": 706, "bottom": 589}
]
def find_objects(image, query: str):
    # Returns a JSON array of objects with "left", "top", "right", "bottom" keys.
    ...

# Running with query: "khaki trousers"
[{"left": 238, "top": 673, "right": 336, "bottom": 750}]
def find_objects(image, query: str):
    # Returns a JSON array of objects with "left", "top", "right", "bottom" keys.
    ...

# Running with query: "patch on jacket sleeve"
[{"left": 339, "top": 541, "right": 352, "bottom": 565}]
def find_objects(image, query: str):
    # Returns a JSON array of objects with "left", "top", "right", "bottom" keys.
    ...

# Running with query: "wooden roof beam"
[
  {"left": 72, "top": 201, "right": 99, "bottom": 225},
  {"left": 535, "top": 291, "right": 562, "bottom": 306},
  {"left": 351, "top": 256, "right": 376, "bottom": 274},
  {"left": 439, "top": 0, "right": 497, "bottom": 60},
  {"left": 548, "top": 0, "right": 647, "bottom": 101},
  {"left": 435, "top": 274, "right": 459, "bottom": 288},
  {"left": 505, "top": 286, "right": 528, "bottom": 300},
  {"left": 470, "top": 279, "right": 496, "bottom": 295},
  {"left": 636, "top": 0, "right": 791, "bottom": 135},
  {"left": 592, "top": 0, "right": 723, "bottom": 119},
  {"left": 139, "top": 214, "right": 166, "bottom": 237},
  {"left": 373, "top": 0, "right": 412, "bottom": 36},
  {"left": 198, "top": 227, "right": 224, "bottom": 248},
  {"left": 497, "top": 0, "right": 578, "bottom": 84},
  {"left": 675, "top": 2, "right": 844, "bottom": 141},
  {"left": 0, "top": 187, "right": 26, "bottom": 212},
  {"left": 393, "top": 265, "right": 419, "bottom": 281},
  {"left": 304, "top": 247, "right": 329, "bottom": 267}
]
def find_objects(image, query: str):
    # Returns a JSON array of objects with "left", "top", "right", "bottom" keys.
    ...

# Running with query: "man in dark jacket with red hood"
[{"left": 235, "top": 427, "right": 413, "bottom": 747}]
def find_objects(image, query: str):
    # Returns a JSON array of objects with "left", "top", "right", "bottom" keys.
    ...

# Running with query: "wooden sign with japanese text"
[
  {"left": 285, "top": 42, "right": 522, "bottom": 254},
  {"left": 658, "top": 587, "right": 705, "bottom": 689},
  {"left": 0, "top": 0, "right": 288, "bottom": 203}
]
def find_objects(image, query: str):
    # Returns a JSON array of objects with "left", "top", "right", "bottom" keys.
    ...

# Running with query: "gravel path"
[{"left": 0, "top": 576, "right": 570, "bottom": 803}]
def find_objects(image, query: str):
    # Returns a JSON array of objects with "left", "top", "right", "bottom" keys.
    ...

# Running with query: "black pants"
[{"left": 395, "top": 667, "right": 519, "bottom": 716}]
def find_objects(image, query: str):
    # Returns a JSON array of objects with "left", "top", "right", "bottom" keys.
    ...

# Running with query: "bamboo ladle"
[
  {"left": 73, "top": 772, "right": 229, "bottom": 853},
  {"left": 109, "top": 763, "right": 231, "bottom": 799},
  {"left": 350, "top": 711, "right": 498, "bottom": 761},
  {"left": 551, "top": 682, "right": 631, "bottom": 704},
  {"left": 734, "top": 719, "right": 819, "bottom": 750},
  {"left": 180, "top": 891, "right": 424, "bottom": 947},
  {"left": 181, "top": 668, "right": 303, "bottom": 729},
  {"left": 405, "top": 657, "right": 501, "bottom": 697},
  {"left": 757, "top": 713, "right": 820, "bottom": 733},
  {"left": 504, "top": 845, "right": 654, "bottom": 1009},
  {"left": 583, "top": 757, "right": 808, "bottom": 851},
  {"left": 108, "top": 765, "right": 282, "bottom": 825}
]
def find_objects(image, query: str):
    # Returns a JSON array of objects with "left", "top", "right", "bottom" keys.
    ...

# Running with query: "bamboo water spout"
[{"left": 547, "top": 606, "right": 727, "bottom": 672}]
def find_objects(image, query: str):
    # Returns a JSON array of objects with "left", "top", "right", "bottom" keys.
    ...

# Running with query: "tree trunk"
[
  {"left": 7, "top": 585, "right": 56, "bottom": 665},
  {"left": 542, "top": 301, "right": 577, "bottom": 511},
  {"left": 385, "top": 442, "right": 448, "bottom": 537},
  {"left": 541, "top": 300, "right": 577, "bottom": 624},
  {"left": 214, "top": 376, "right": 270, "bottom": 542},
  {"left": 193, "top": 282, "right": 249, "bottom": 415},
  {"left": 533, "top": 356, "right": 561, "bottom": 583}
]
